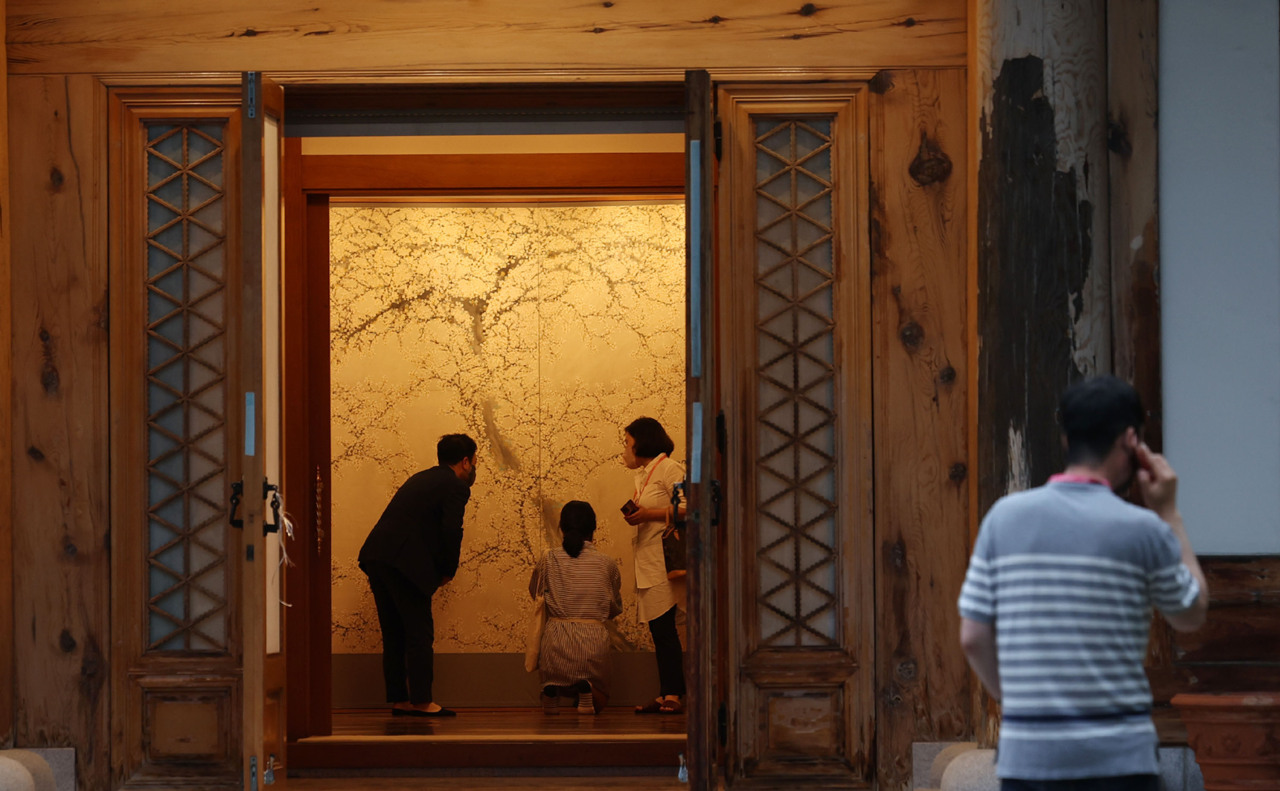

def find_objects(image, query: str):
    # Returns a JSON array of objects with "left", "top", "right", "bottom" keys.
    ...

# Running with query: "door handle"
[{"left": 229, "top": 481, "right": 244, "bottom": 529}]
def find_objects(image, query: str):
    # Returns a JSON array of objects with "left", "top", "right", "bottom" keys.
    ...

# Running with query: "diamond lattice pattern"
[
  {"left": 144, "top": 124, "right": 230, "bottom": 652},
  {"left": 754, "top": 118, "right": 841, "bottom": 647}
]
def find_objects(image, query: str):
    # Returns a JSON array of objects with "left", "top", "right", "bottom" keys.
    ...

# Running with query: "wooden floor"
[
  {"left": 286, "top": 778, "right": 687, "bottom": 790},
  {"left": 289, "top": 707, "right": 688, "bottom": 774}
]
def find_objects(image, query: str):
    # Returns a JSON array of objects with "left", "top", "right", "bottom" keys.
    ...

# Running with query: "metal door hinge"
[{"left": 713, "top": 119, "right": 723, "bottom": 161}]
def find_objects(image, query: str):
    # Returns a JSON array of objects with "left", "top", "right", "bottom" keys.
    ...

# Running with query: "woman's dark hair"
[
  {"left": 559, "top": 500, "right": 597, "bottom": 558},
  {"left": 1058, "top": 375, "right": 1144, "bottom": 465},
  {"left": 625, "top": 417, "right": 675, "bottom": 460},
  {"left": 437, "top": 433, "right": 478, "bottom": 466}
]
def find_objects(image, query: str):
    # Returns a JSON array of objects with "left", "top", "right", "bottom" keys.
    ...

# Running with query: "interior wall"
[
  {"left": 327, "top": 201, "right": 686, "bottom": 702},
  {"left": 1160, "top": 0, "right": 1280, "bottom": 555}
]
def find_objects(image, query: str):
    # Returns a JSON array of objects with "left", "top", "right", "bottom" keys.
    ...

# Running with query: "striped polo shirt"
[{"left": 958, "top": 481, "right": 1200, "bottom": 779}]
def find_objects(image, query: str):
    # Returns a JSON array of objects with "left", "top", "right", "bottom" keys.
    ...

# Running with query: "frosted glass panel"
[
  {"left": 142, "top": 122, "right": 229, "bottom": 653},
  {"left": 753, "top": 116, "right": 841, "bottom": 648}
]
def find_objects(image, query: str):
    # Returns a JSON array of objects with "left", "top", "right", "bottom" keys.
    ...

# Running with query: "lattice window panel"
[
  {"left": 754, "top": 118, "right": 840, "bottom": 648},
  {"left": 144, "top": 124, "right": 230, "bottom": 652}
]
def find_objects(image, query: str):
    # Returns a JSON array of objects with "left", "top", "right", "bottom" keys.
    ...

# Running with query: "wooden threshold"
[{"left": 289, "top": 708, "right": 687, "bottom": 770}]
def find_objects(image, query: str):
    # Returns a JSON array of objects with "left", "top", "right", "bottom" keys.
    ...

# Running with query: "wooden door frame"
[{"left": 281, "top": 133, "right": 687, "bottom": 750}]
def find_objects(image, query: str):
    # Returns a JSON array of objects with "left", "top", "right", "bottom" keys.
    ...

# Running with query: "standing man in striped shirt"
[{"left": 958, "top": 375, "right": 1209, "bottom": 790}]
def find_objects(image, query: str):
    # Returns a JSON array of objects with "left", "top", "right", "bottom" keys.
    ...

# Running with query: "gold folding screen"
[{"left": 327, "top": 202, "right": 687, "bottom": 659}]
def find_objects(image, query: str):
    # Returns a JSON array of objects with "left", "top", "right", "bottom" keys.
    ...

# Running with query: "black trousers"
[
  {"left": 1002, "top": 776, "right": 1160, "bottom": 791},
  {"left": 647, "top": 605, "right": 686, "bottom": 697},
  {"left": 364, "top": 563, "right": 436, "bottom": 705}
]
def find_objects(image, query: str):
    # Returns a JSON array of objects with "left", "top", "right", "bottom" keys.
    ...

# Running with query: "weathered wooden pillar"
[
  {"left": 1107, "top": 0, "right": 1162, "bottom": 448},
  {"left": 973, "top": 0, "right": 1114, "bottom": 739},
  {"left": 976, "top": 0, "right": 1112, "bottom": 504}
]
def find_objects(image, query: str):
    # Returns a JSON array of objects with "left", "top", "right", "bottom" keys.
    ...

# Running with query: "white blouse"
[{"left": 631, "top": 454, "right": 686, "bottom": 590}]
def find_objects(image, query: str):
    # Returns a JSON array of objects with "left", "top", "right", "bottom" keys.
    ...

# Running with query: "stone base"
[{"left": 911, "top": 742, "right": 1205, "bottom": 791}]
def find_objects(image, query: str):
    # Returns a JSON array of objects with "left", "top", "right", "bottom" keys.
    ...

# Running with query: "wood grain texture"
[
  {"left": 973, "top": 0, "right": 1112, "bottom": 749},
  {"left": 299, "top": 153, "right": 684, "bottom": 195},
  {"left": 869, "top": 68, "right": 969, "bottom": 791},
  {"left": 0, "top": 0, "right": 13, "bottom": 749},
  {"left": 1149, "top": 556, "right": 1280, "bottom": 744},
  {"left": 288, "top": 779, "right": 686, "bottom": 791},
  {"left": 975, "top": 0, "right": 1111, "bottom": 513},
  {"left": 7, "top": 0, "right": 965, "bottom": 75},
  {"left": 9, "top": 74, "right": 110, "bottom": 788},
  {"left": 290, "top": 708, "right": 686, "bottom": 770},
  {"left": 716, "top": 83, "right": 876, "bottom": 788},
  {"left": 106, "top": 87, "right": 246, "bottom": 790},
  {"left": 1151, "top": 558, "right": 1280, "bottom": 688},
  {"left": 1106, "top": 0, "right": 1161, "bottom": 448},
  {"left": 682, "top": 68, "right": 717, "bottom": 791}
]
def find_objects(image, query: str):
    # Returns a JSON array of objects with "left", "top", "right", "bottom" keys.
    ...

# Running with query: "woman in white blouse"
[{"left": 621, "top": 417, "right": 687, "bottom": 714}]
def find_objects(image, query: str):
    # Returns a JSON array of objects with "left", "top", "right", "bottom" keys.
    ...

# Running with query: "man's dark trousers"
[{"left": 364, "top": 560, "right": 436, "bottom": 704}]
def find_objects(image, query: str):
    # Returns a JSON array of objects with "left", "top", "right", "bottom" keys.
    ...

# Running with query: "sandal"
[
  {"left": 659, "top": 697, "right": 684, "bottom": 715},
  {"left": 635, "top": 697, "right": 665, "bottom": 714}
]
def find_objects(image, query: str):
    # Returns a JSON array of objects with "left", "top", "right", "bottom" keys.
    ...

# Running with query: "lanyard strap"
[
  {"left": 1049, "top": 473, "right": 1109, "bottom": 487},
  {"left": 634, "top": 454, "right": 667, "bottom": 501}
]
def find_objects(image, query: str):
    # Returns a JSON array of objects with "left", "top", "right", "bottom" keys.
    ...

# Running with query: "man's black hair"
[
  {"left": 559, "top": 500, "right": 598, "bottom": 559},
  {"left": 625, "top": 417, "right": 675, "bottom": 459},
  {"left": 437, "top": 433, "right": 478, "bottom": 467},
  {"left": 1058, "top": 375, "right": 1144, "bottom": 465}
]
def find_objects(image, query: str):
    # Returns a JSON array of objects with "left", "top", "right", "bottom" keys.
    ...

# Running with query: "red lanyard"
[
  {"left": 1048, "top": 473, "right": 1109, "bottom": 486},
  {"left": 634, "top": 454, "right": 667, "bottom": 501}
]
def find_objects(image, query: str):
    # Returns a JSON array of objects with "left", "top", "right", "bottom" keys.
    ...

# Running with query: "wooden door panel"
[
  {"left": 717, "top": 84, "right": 874, "bottom": 787},
  {"left": 108, "top": 87, "right": 247, "bottom": 789}
]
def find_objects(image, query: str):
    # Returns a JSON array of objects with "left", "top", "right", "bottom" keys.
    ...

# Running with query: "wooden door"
[
  {"left": 240, "top": 70, "right": 289, "bottom": 789},
  {"left": 684, "top": 69, "right": 721, "bottom": 789},
  {"left": 109, "top": 84, "right": 253, "bottom": 789},
  {"left": 715, "top": 83, "right": 875, "bottom": 787}
]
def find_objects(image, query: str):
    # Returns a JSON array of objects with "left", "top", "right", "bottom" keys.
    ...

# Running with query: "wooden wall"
[
  {"left": 1150, "top": 556, "right": 1280, "bottom": 741},
  {"left": 6, "top": 0, "right": 966, "bottom": 75},
  {"left": 9, "top": 74, "right": 111, "bottom": 789},
  {"left": 870, "top": 68, "right": 970, "bottom": 789},
  {"left": 0, "top": 1, "right": 1037, "bottom": 789}
]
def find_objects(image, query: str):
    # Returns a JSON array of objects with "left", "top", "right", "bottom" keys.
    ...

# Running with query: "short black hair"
[
  {"left": 1058, "top": 376, "right": 1144, "bottom": 465},
  {"left": 437, "top": 433, "right": 477, "bottom": 466},
  {"left": 559, "top": 500, "right": 598, "bottom": 559},
  {"left": 625, "top": 417, "right": 675, "bottom": 459}
]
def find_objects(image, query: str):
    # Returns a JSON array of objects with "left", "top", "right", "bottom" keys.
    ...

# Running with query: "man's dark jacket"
[{"left": 358, "top": 465, "right": 470, "bottom": 595}]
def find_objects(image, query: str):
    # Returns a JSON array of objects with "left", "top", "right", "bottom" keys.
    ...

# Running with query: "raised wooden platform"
[{"left": 289, "top": 708, "right": 688, "bottom": 772}]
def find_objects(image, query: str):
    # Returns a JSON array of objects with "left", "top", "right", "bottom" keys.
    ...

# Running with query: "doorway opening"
[{"left": 277, "top": 83, "right": 696, "bottom": 772}]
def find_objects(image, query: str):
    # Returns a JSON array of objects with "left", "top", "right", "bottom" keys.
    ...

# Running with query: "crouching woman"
[{"left": 530, "top": 501, "right": 622, "bottom": 714}]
